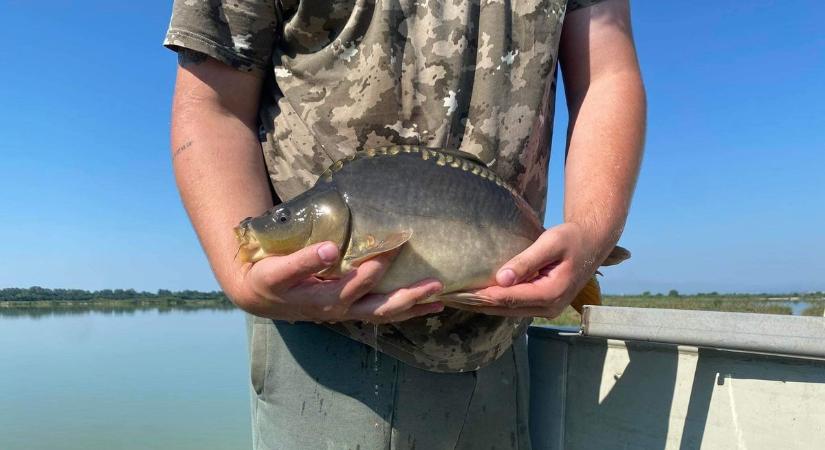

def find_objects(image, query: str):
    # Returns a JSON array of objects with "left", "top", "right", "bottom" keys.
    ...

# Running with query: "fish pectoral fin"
[
  {"left": 601, "top": 245, "right": 631, "bottom": 266},
  {"left": 343, "top": 230, "right": 413, "bottom": 266},
  {"left": 434, "top": 292, "right": 497, "bottom": 307},
  {"left": 569, "top": 277, "right": 602, "bottom": 315}
]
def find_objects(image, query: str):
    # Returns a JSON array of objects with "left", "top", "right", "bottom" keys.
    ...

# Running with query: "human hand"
[
  {"left": 465, "top": 223, "right": 601, "bottom": 318},
  {"left": 229, "top": 242, "right": 444, "bottom": 324}
]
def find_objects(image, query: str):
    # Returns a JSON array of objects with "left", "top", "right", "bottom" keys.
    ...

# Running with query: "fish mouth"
[{"left": 234, "top": 223, "right": 264, "bottom": 263}]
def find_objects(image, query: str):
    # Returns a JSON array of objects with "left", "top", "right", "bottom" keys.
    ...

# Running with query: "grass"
[
  {"left": 536, "top": 295, "right": 825, "bottom": 327},
  {"left": 802, "top": 304, "right": 825, "bottom": 316}
]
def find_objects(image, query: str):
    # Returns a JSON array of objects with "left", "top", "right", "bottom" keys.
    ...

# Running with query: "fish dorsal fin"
[
  {"left": 341, "top": 230, "right": 413, "bottom": 270},
  {"left": 602, "top": 245, "right": 631, "bottom": 266}
]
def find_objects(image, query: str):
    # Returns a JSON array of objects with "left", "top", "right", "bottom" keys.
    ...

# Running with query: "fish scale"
[
  {"left": 235, "top": 146, "right": 630, "bottom": 312},
  {"left": 328, "top": 149, "right": 539, "bottom": 232}
]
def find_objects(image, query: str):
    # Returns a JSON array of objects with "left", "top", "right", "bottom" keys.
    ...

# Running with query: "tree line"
[
  {"left": 0, "top": 287, "right": 230, "bottom": 303},
  {"left": 3, "top": 286, "right": 821, "bottom": 303}
]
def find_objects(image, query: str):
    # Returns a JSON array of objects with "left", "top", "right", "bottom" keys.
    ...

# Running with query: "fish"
[{"left": 234, "top": 145, "right": 629, "bottom": 314}]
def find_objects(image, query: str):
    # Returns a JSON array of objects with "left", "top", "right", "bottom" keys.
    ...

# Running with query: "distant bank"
[
  {"left": 0, "top": 287, "right": 233, "bottom": 318},
  {"left": 2, "top": 287, "right": 824, "bottom": 325},
  {"left": 539, "top": 292, "right": 825, "bottom": 326}
]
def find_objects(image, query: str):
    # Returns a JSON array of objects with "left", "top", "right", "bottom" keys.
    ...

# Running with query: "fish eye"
[{"left": 275, "top": 209, "right": 291, "bottom": 224}]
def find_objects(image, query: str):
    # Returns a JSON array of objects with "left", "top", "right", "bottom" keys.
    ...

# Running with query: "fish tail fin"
[
  {"left": 602, "top": 245, "right": 631, "bottom": 266},
  {"left": 570, "top": 276, "right": 601, "bottom": 315}
]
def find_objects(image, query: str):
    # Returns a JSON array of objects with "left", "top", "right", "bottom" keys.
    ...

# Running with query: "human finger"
[
  {"left": 382, "top": 303, "right": 446, "bottom": 323},
  {"left": 496, "top": 230, "right": 566, "bottom": 287},
  {"left": 347, "top": 279, "right": 443, "bottom": 322},
  {"left": 475, "top": 269, "right": 569, "bottom": 309},
  {"left": 245, "top": 241, "right": 339, "bottom": 296},
  {"left": 336, "top": 250, "right": 402, "bottom": 305},
  {"left": 296, "top": 248, "right": 403, "bottom": 316}
]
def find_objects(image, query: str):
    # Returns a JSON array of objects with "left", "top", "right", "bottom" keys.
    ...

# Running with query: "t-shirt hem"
[
  {"left": 163, "top": 28, "right": 268, "bottom": 76},
  {"left": 324, "top": 321, "right": 530, "bottom": 374},
  {"left": 568, "top": 0, "right": 607, "bottom": 12}
]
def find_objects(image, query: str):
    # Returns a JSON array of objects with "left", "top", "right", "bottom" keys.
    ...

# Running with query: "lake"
[{"left": 0, "top": 308, "right": 252, "bottom": 450}]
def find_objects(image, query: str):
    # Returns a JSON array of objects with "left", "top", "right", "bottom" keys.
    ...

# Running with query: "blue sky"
[{"left": 0, "top": 2, "right": 823, "bottom": 294}]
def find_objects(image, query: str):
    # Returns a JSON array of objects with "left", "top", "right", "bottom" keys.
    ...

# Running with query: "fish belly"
[{"left": 346, "top": 213, "right": 535, "bottom": 294}]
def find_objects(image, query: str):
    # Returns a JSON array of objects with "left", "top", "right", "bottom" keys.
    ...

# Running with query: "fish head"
[{"left": 234, "top": 187, "right": 349, "bottom": 264}]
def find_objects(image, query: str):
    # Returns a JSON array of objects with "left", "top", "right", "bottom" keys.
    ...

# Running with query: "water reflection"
[
  {"left": 0, "top": 303, "right": 237, "bottom": 319},
  {"left": 0, "top": 308, "right": 252, "bottom": 450}
]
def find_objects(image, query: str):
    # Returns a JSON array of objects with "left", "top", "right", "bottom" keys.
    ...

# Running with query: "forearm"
[
  {"left": 170, "top": 61, "right": 273, "bottom": 299},
  {"left": 166, "top": 55, "right": 442, "bottom": 324},
  {"left": 563, "top": 70, "right": 645, "bottom": 263},
  {"left": 559, "top": 0, "right": 646, "bottom": 265}
]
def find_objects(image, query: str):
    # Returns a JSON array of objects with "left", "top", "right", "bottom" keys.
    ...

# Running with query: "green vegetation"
[
  {"left": 0, "top": 287, "right": 234, "bottom": 318},
  {"left": 802, "top": 304, "right": 825, "bottom": 317},
  {"left": 536, "top": 292, "right": 825, "bottom": 327},
  {"left": 0, "top": 287, "right": 230, "bottom": 303},
  {"left": 4, "top": 287, "right": 824, "bottom": 324}
]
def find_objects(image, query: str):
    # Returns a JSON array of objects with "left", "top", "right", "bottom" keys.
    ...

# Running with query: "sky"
[{"left": 0, "top": 1, "right": 823, "bottom": 294}]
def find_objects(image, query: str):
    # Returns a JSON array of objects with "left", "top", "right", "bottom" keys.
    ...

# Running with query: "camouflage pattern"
[{"left": 165, "top": 0, "right": 605, "bottom": 372}]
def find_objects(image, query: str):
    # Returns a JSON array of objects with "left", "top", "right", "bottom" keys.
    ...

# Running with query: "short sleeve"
[
  {"left": 567, "top": 0, "right": 607, "bottom": 12},
  {"left": 163, "top": 0, "right": 280, "bottom": 75}
]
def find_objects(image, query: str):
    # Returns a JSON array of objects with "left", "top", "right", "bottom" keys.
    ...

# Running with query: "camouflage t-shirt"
[{"left": 165, "top": 0, "right": 604, "bottom": 372}]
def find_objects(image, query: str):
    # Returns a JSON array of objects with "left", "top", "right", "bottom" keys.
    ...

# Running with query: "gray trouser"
[{"left": 247, "top": 317, "right": 532, "bottom": 450}]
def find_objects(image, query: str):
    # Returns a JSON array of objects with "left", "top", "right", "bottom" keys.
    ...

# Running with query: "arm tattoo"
[
  {"left": 173, "top": 140, "right": 194, "bottom": 160},
  {"left": 178, "top": 49, "right": 208, "bottom": 68}
]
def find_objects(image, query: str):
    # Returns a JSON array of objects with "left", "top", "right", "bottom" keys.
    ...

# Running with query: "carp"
[{"left": 234, "top": 145, "right": 629, "bottom": 313}]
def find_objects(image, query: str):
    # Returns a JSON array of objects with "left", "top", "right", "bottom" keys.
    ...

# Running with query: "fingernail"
[
  {"left": 317, "top": 243, "right": 339, "bottom": 264},
  {"left": 497, "top": 269, "right": 516, "bottom": 287},
  {"left": 427, "top": 281, "right": 444, "bottom": 296},
  {"left": 429, "top": 303, "right": 445, "bottom": 313}
]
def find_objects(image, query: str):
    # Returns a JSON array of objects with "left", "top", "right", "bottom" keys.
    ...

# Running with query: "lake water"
[{"left": 0, "top": 309, "right": 252, "bottom": 450}]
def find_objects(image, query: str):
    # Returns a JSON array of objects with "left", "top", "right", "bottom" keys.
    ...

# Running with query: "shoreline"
[{"left": 3, "top": 293, "right": 823, "bottom": 325}]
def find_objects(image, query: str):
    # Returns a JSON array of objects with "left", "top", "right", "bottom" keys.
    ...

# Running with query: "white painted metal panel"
[
  {"left": 528, "top": 326, "right": 825, "bottom": 450},
  {"left": 581, "top": 306, "right": 825, "bottom": 358}
]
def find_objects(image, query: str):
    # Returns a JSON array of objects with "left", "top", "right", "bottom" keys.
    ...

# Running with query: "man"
[{"left": 165, "top": 0, "right": 644, "bottom": 448}]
